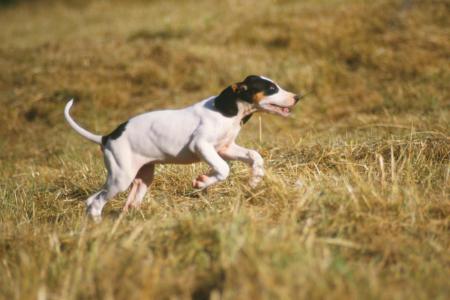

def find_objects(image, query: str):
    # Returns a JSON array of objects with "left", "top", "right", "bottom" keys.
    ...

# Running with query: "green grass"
[{"left": 0, "top": 0, "right": 449, "bottom": 299}]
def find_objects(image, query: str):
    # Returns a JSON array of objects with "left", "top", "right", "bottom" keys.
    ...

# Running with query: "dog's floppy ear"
[
  {"left": 214, "top": 82, "right": 251, "bottom": 117},
  {"left": 234, "top": 82, "right": 248, "bottom": 93},
  {"left": 234, "top": 82, "right": 252, "bottom": 102},
  {"left": 214, "top": 84, "right": 239, "bottom": 117}
]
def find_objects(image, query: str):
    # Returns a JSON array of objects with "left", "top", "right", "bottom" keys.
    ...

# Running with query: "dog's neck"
[{"left": 237, "top": 101, "right": 257, "bottom": 125}]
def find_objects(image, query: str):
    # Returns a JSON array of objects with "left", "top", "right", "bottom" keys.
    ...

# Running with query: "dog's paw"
[
  {"left": 123, "top": 201, "right": 142, "bottom": 213},
  {"left": 193, "top": 175, "right": 209, "bottom": 189},
  {"left": 249, "top": 176, "right": 262, "bottom": 188},
  {"left": 91, "top": 214, "right": 102, "bottom": 223},
  {"left": 86, "top": 206, "right": 102, "bottom": 223},
  {"left": 123, "top": 201, "right": 142, "bottom": 212},
  {"left": 122, "top": 204, "right": 130, "bottom": 213},
  {"left": 249, "top": 166, "right": 264, "bottom": 188}
]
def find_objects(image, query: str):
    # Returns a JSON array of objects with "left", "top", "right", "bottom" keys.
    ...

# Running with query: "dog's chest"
[{"left": 214, "top": 124, "right": 241, "bottom": 151}]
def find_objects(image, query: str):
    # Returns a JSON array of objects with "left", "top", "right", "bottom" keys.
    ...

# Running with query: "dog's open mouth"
[{"left": 265, "top": 104, "right": 293, "bottom": 117}]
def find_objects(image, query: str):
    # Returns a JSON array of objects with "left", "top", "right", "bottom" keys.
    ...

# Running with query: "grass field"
[{"left": 0, "top": 0, "right": 449, "bottom": 299}]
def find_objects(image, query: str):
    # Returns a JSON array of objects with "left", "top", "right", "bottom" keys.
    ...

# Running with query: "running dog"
[{"left": 64, "top": 75, "right": 301, "bottom": 220}]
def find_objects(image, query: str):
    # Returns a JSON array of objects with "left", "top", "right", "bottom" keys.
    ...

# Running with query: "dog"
[{"left": 64, "top": 75, "right": 300, "bottom": 220}]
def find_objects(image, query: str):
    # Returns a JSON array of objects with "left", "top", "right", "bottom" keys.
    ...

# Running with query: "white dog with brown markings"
[{"left": 64, "top": 75, "right": 301, "bottom": 220}]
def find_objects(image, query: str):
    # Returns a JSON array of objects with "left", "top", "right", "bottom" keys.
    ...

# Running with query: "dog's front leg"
[
  {"left": 219, "top": 143, "right": 264, "bottom": 188},
  {"left": 192, "top": 140, "right": 230, "bottom": 189}
]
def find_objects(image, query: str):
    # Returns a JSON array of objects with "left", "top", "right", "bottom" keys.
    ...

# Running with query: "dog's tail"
[{"left": 64, "top": 99, "right": 102, "bottom": 144}]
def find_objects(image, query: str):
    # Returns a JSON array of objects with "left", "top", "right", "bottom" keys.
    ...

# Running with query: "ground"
[{"left": 0, "top": 0, "right": 449, "bottom": 299}]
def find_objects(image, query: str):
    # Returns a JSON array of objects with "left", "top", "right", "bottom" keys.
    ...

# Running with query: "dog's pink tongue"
[{"left": 283, "top": 107, "right": 290, "bottom": 113}]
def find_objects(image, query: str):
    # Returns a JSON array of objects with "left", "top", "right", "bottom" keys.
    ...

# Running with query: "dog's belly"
[
  {"left": 126, "top": 109, "right": 199, "bottom": 161},
  {"left": 157, "top": 156, "right": 200, "bottom": 165},
  {"left": 133, "top": 138, "right": 199, "bottom": 164},
  {"left": 157, "top": 146, "right": 200, "bottom": 164}
]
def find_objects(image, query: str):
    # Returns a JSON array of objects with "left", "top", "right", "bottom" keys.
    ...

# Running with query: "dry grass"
[{"left": 0, "top": 0, "right": 449, "bottom": 299}]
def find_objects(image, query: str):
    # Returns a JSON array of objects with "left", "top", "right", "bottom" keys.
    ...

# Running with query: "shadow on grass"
[
  {"left": 191, "top": 268, "right": 225, "bottom": 300},
  {"left": 128, "top": 28, "right": 188, "bottom": 42}
]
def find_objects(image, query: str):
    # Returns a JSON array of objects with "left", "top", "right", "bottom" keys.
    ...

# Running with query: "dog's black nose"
[{"left": 294, "top": 95, "right": 301, "bottom": 103}]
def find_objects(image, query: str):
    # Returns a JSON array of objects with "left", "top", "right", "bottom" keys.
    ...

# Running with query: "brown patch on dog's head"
[{"left": 252, "top": 91, "right": 265, "bottom": 103}]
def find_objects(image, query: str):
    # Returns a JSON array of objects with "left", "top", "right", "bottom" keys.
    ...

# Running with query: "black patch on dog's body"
[
  {"left": 101, "top": 121, "right": 128, "bottom": 145},
  {"left": 214, "top": 75, "right": 277, "bottom": 122}
]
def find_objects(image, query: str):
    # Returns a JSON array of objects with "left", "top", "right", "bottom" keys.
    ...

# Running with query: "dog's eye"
[{"left": 268, "top": 86, "right": 276, "bottom": 92}]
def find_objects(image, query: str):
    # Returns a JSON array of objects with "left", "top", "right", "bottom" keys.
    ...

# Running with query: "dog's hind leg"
[
  {"left": 123, "top": 163, "right": 155, "bottom": 211},
  {"left": 123, "top": 181, "right": 139, "bottom": 212},
  {"left": 86, "top": 150, "right": 138, "bottom": 221}
]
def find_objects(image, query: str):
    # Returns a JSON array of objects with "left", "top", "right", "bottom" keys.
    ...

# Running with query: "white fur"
[{"left": 64, "top": 76, "right": 297, "bottom": 220}]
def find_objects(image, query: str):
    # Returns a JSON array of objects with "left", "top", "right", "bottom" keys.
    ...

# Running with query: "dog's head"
[{"left": 214, "top": 75, "right": 300, "bottom": 119}]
